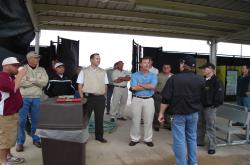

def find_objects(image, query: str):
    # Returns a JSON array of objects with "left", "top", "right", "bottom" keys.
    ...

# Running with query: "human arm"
[{"left": 32, "top": 68, "right": 49, "bottom": 88}]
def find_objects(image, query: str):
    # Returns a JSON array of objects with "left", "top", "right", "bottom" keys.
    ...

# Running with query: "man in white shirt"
[
  {"left": 148, "top": 57, "right": 159, "bottom": 75},
  {"left": 110, "top": 61, "right": 130, "bottom": 122},
  {"left": 77, "top": 53, "right": 108, "bottom": 143},
  {"left": 105, "top": 62, "right": 118, "bottom": 114}
]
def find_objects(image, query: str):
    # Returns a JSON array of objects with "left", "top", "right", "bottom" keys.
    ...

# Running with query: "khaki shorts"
[{"left": 0, "top": 113, "right": 19, "bottom": 149}]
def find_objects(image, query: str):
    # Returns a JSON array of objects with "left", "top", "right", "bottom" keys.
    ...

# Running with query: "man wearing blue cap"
[{"left": 159, "top": 55, "right": 205, "bottom": 165}]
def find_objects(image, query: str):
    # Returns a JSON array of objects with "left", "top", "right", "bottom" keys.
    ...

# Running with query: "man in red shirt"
[{"left": 0, "top": 57, "right": 26, "bottom": 165}]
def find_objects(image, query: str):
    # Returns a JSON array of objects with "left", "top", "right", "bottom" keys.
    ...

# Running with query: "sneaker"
[
  {"left": 7, "top": 154, "right": 25, "bottom": 164},
  {"left": 15, "top": 144, "right": 24, "bottom": 152},
  {"left": 3, "top": 162, "right": 13, "bottom": 165},
  {"left": 33, "top": 141, "right": 42, "bottom": 148},
  {"left": 117, "top": 117, "right": 127, "bottom": 121}
]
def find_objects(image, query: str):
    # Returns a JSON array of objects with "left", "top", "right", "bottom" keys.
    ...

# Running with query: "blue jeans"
[
  {"left": 17, "top": 98, "right": 40, "bottom": 144},
  {"left": 106, "top": 85, "right": 114, "bottom": 113},
  {"left": 172, "top": 112, "right": 199, "bottom": 165}
]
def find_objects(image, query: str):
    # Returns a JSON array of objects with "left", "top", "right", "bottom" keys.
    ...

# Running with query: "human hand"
[
  {"left": 17, "top": 67, "right": 27, "bottom": 78},
  {"left": 158, "top": 113, "right": 165, "bottom": 123}
]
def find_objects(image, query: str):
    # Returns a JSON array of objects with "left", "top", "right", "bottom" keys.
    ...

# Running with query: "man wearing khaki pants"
[{"left": 129, "top": 56, "right": 157, "bottom": 147}]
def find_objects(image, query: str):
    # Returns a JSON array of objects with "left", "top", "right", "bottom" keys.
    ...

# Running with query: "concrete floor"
[{"left": 11, "top": 113, "right": 250, "bottom": 165}]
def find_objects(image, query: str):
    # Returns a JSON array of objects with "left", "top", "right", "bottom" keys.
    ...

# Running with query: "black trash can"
[
  {"left": 38, "top": 99, "right": 88, "bottom": 165},
  {"left": 41, "top": 138, "right": 86, "bottom": 165}
]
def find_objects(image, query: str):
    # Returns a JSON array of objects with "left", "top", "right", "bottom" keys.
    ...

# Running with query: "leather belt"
[
  {"left": 83, "top": 93, "right": 104, "bottom": 97},
  {"left": 133, "top": 95, "right": 152, "bottom": 99},
  {"left": 114, "top": 85, "right": 127, "bottom": 88}
]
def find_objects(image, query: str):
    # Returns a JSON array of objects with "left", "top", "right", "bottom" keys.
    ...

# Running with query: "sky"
[{"left": 31, "top": 30, "right": 250, "bottom": 70}]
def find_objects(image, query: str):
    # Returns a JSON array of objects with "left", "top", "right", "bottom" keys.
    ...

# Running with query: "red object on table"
[{"left": 55, "top": 98, "right": 81, "bottom": 103}]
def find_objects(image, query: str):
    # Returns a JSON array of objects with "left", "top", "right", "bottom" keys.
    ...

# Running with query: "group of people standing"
[
  {"left": 1, "top": 51, "right": 228, "bottom": 165},
  {"left": 0, "top": 52, "right": 82, "bottom": 165}
]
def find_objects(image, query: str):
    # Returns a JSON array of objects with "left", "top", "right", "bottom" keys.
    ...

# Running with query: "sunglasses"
[{"left": 11, "top": 64, "right": 20, "bottom": 67}]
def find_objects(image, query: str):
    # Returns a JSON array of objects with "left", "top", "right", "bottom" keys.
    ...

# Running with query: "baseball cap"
[
  {"left": 2, "top": 57, "right": 20, "bottom": 66},
  {"left": 199, "top": 63, "right": 215, "bottom": 70},
  {"left": 26, "top": 51, "right": 40, "bottom": 59},
  {"left": 180, "top": 55, "right": 196, "bottom": 67},
  {"left": 54, "top": 62, "right": 64, "bottom": 69}
]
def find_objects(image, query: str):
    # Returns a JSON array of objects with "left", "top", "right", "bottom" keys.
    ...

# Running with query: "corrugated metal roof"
[{"left": 29, "top": 0, "right": 250, "bottom": 44}]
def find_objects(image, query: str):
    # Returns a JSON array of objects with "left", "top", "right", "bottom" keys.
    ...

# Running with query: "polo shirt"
[
  {"left": 0, "top": 72, "right": 23, "bottom": 116},
  {"left": 130, "top": 71, "right": 157, "bottom": 97}
]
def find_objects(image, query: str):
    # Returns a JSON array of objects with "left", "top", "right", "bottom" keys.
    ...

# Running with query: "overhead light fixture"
[{"left": 135, "top": 5, "right": 208, "bottom": 17}]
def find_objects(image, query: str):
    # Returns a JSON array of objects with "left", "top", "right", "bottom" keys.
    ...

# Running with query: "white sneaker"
[{"left": 7, "top": 154, "right": 25, "bottom": 164}]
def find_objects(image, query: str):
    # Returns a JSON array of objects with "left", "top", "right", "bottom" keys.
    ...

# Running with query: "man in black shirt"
[
  {"left": 197, "top": 63, "right": 224, "bottom": 155},
  {"left": 159, "top": 55, "right": 205, "bottom": 165},
  {"left": 45, "top": 62, "right": 75, "bottom": 97},
  {"left": 237, "top": 65, "right": 250, "bottom": 107}
]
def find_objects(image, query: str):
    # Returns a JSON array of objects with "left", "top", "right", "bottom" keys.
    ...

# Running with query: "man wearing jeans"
[
  {"left": 16, "top": 52, "right": 48, "bottom": 152},
  {"left": 159, "top": 55, "right": 205, "bottom": 165}
]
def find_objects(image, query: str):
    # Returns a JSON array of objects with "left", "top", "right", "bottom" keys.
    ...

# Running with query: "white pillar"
[
  {"left": 35, "top": 30, "right": 40, "bottom": 54},
  {"left": 208, "top": 39, "right": 217, "bottom": 65}
]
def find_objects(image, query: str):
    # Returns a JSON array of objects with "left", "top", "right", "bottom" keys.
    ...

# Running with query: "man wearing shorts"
[{"left": 0, "top": 57, "right": 26, "bottom": 165}]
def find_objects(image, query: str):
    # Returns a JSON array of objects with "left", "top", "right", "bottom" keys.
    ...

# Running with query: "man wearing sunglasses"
[
  {"left": 16, "top": 52, "right": 48, "bottom": 152},
  {"left": 0, "top": 57, "right": 26, "bottom": 165}
]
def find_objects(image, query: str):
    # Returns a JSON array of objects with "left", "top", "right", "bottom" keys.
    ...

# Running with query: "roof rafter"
[
  {"left": 33, "top": 4, "right": 247, "bottom": 31},
  {"left": 38, "top": 15, "right": 230, "bottom": 37},
  {"left": 134, "top": 0, "right": 250, "bottom": 21}
]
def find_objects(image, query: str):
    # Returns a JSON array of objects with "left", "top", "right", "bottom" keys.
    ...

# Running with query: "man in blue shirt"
[{"left": 129, "top": 56, "right": 157, "bottom": 147}]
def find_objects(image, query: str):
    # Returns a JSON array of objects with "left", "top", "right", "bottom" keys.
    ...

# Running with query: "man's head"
[
  {"left": 26, "top": 51, "right": 40, "bottom": 67},
  {"left": 241, "top": 65, "right": 249, "bottom": 75},
  {"left": 199, "top": 63, "right": 215, "bottom": 77},
  {"left": 145, "top": 56, "right": 153, "bottom": 68},
  {"left": 90, "top": 53, "right": 100, "bottom": 67},
  {"left": 76, "top": 66, "right": 83, "bottom": 75},
  {"left": 139, "top": 56, "right": 150, "bottom": 72},
  {"left": 162, "top": 64, "right": 171, "bottom": 74},
  {"left": 179, "top": 55, "right": 196, "bottom": 71},
  {"left": 54, "top": 62, "right": 65, "bottom": 75},
  {"left": 2, "top": 57, "right": 20, "bottom": 75},
  {"left": 116, "top": 61, "right": 124, "bottom": 71}
]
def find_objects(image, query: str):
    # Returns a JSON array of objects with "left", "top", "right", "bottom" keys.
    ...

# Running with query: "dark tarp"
[
  {"left": 57, "top": 37, "right": 79, "bottom": 78},
  {"left": 0, "top": 0, "right": 35, "bottom": 69},
  {"left": 131, "top": 40, "right": 141, "bottom": 73},
  {"left": 143, "top": 47, "right": 162, "bottom": 71}
]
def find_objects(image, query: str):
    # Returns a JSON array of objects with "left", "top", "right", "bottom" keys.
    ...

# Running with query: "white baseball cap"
[
  {"left": 2, "top": 57, "right": 20, "bottom": 66},
  {"left": 54, "top": 62, "right": 64, "bottom": 69}
]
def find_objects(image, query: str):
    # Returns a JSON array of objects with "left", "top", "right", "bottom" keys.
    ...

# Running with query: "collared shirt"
[
  {"left": 112, "top": 69, "right": 131, "bottom": 87},
  {"left": 156, "top": 73, "right": 173, "bottom": 92},
  {"left": 130, "top": 71, "right": 157, "bottom": 97},
  {"left": 0, "top": 72, "right": 23, "bottom": 116},
  {"left": 77, "top": 66, "right": 109, "bottom": 94},
  {"left": 149, "top": 66, "right": 159, "bottom": 75},
  {"left": 106, "top": 68, "right": 114, "bottom": 85},
  {"left": 20, "top": 64, "right": 48, "bottom": 97}
]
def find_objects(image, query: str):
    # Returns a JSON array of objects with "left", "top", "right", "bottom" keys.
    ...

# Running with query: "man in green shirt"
[{"left": 153, "top": 64, "right": 173, "bottom": 131}]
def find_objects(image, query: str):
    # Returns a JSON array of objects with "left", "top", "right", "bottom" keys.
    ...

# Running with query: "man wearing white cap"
[
  {"left": 0, "top": 57, "right": 26, "bottom": 165},
  {"left": 45, "top": 62, "right": 75, "bottom": 97},
  {"left": 16, "top": 51, "right": 48, "bottom": 152}
]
